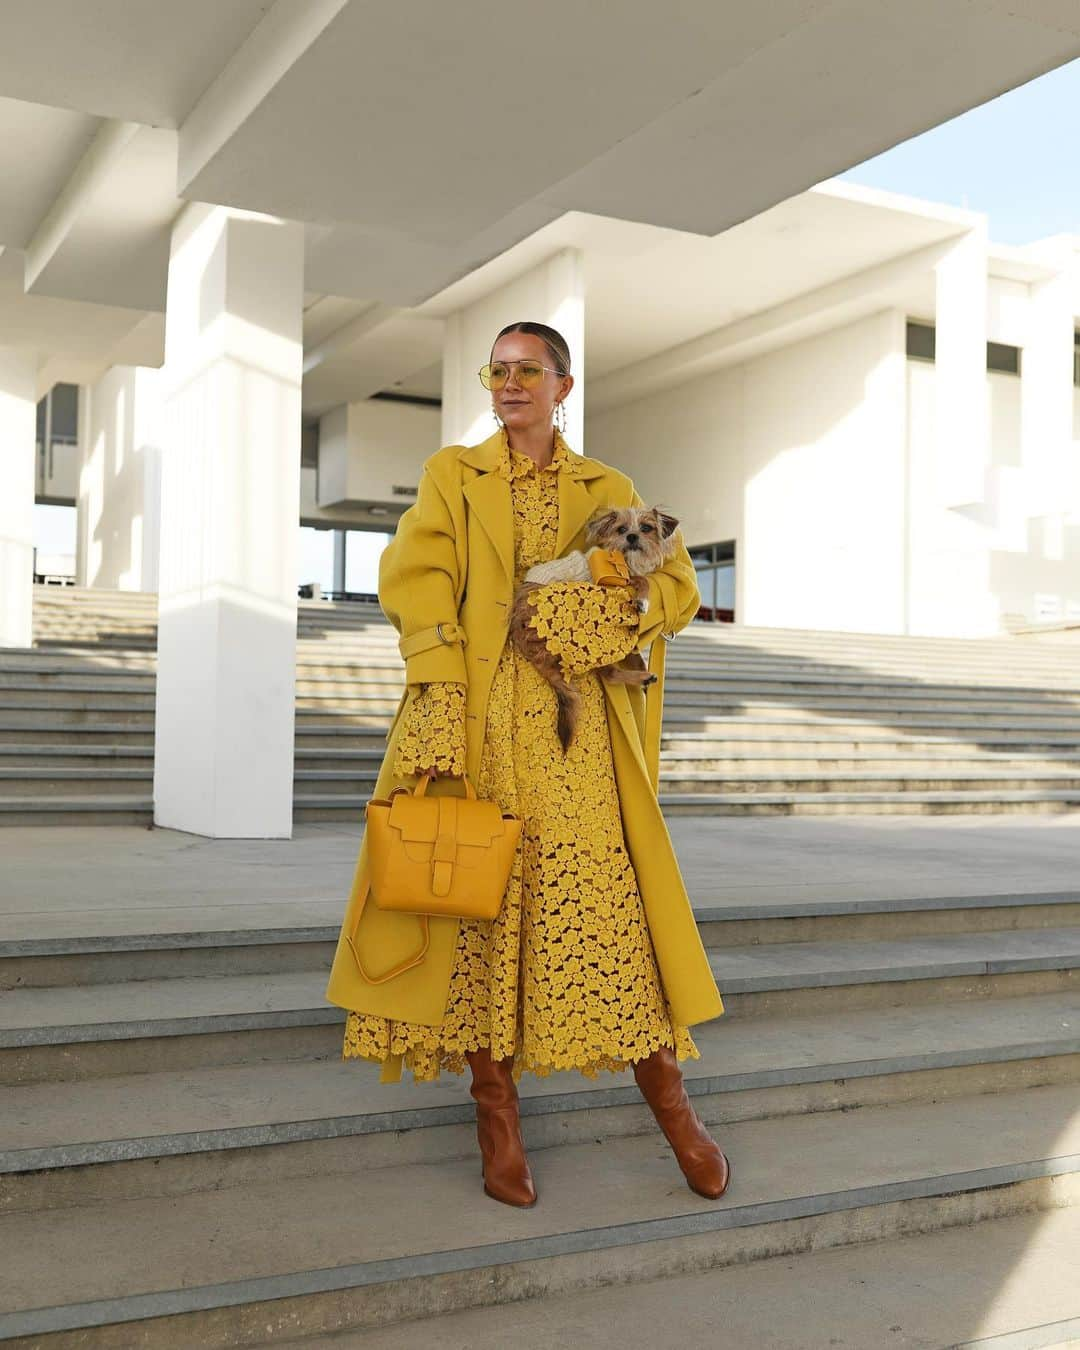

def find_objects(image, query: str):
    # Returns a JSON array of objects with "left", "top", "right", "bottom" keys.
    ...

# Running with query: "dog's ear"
[
  {"left": 654, "top": 509, "right": 679, "bottom": 539},
  {"left": 585, "top": 510, "right": 618, "bottom": 544}
]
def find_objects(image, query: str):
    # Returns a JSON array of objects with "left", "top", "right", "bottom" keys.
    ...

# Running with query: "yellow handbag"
[
  {"left": 366, "top": 770, "right": 521, "bottom": 919},
  {"left": 352, "top": 772, "right": 522, "bottom": 984}
]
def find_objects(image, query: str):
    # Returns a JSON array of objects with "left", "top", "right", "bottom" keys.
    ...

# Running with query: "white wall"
[
  {"left": 907, "top": 362, "right": 1080, "bottom": 633},
  {"left": 317, "top": 398, "right": 440, "bottom": 508},
  {"left": 585, "top": 364, "right": 743, "bottom": 547},
  {"left": 78, "top": 365, "right": 163, "bottom": 592},
  {"left": 588, "top": 308, "right": 908, "bottom": 633}
]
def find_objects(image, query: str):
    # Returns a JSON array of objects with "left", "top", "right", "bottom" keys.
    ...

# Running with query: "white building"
[
  {"left": 3, "top": 3, "right": 1080, "bottom": 837},
  {"left": 59, "top": 183, "right": 1080, "bottom": 640}
]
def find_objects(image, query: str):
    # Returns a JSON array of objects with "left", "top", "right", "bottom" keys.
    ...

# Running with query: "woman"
[{"left": 324, "top": 321, "right": 730, "bottom": 1207}]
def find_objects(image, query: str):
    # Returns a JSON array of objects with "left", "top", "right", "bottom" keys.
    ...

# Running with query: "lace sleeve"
[
  {"left": 392, "top": 681, "right": 467, "bottom": 777},
  {"left": 525, "top": 581, "right": 641, "bottom": 678}
]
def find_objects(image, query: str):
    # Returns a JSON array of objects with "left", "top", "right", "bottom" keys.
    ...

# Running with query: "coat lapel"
[
  {"left": 462, "top": 470, "right": 514, "bottom": 587},
  {"left": 457, "top": 428, "right": 606, "bottom": 584},
  {"left": 555, "top": 470, "right": 601, "bottom": 559}
]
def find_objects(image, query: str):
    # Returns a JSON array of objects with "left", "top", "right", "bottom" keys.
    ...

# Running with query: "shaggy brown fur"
[{"left": 509, "top": 505, "right": 680, "bottom": 751}]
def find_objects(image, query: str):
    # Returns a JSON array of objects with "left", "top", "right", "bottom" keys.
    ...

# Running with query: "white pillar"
[
  {"left": 933, "top": 226, "right": 988, "bottom": 509},
  {"left": 79, "top": 365, "right": 164, "bottom": 592},
  {"left": 0, "top": 348, "right": 37, "bottom": 648},
  {"left": 1020, "top": 243, "right": 1074, "bottom": 521},
  {"left": 155, "top": 203, "right": 304, "bottom": 839},
  {"left": 441, "top": 248, "right": 586, "bottom": 451}
]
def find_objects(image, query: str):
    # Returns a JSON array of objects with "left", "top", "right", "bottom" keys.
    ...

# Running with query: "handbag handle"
[{"left": 413, "top": 770, "right": 477, "bottom": 800}]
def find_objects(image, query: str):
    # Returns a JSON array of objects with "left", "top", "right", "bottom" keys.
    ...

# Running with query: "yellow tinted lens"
[
  {"left": 518, "top": 362, "right": 546, "bottom": 387},
  {"left": 482, "top": 362, "right": 509, "bottom": 390}
]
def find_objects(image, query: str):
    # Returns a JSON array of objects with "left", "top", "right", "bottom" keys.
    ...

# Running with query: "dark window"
[
  {"left": 689, "top": 541, "right": 735, "bottom": 622},
  {"left": 906, "top": 321, "right": 936, "bottom": 362},
  {"left": 986, "top": 342, "right": 1021, "bottom": 376},
  {"left": 906, "top": 321, "right": 1021, "bottom": 375}
]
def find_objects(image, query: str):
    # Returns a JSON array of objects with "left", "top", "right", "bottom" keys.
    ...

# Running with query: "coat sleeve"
[
  {"left": 378, "top": 456, "right": 468, "bottom": 688},
  {"left": 523, "top": 581, "right": 641, "bottom": 676},
  {"left": 392, "top": 681, "right": 467, "bottom": 776},
  {"left": 628, "top": 486, "right": 701, "bottom": 647}
]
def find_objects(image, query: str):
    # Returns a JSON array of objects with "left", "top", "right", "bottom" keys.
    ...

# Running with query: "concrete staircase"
[
  {"left": 8, "top": 585, "right": 1080, "bottom": 824},
  {"left": 2, "top": 881, "right": 1079, "bottom": 1344}
]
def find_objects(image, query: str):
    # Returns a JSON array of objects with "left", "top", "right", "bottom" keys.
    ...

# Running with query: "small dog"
[{"left": 509, "top": 505, "right": 680, "bottom": 750}]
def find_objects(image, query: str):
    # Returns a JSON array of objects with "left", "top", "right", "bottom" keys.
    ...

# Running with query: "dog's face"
[{"left": 584, "top": 506, "right": 679, "bottom": 575}]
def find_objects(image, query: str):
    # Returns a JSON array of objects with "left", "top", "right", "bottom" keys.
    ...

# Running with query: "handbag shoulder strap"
[{"left": 345, "top": 874, "right": 431, "bottom": 985}]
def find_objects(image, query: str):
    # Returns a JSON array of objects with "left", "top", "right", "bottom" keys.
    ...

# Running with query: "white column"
[
  {"left": 79, "top": 365, "right": 164, "bottom": 592},
  {"left": 933, "top": 226, "right": 988, "bottom": 509},
  {"left": 1020, "top": 243, "right": 1074, "bottom": 522},
  {"left": 441, "top": 248, "right": 586, "bottom": 452},
  {"left": 155, "top": 203, "right": 305, "bottom": 839},
  {"left": 0, "top": 348, "right": 37, "bottom": 648}
]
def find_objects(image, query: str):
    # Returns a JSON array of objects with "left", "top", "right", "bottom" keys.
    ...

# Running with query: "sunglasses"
[{"left": 478, "top": 359, "right": 565, "bottom": 391}]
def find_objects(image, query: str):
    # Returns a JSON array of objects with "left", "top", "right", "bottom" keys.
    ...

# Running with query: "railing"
[{"left": 298, "top": 585, "right": 379, "bottom": 604}]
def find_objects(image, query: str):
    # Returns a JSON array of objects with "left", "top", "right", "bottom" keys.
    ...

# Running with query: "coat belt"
[{"left": 398, "top": 622, "right": 468, "bottom": 660}]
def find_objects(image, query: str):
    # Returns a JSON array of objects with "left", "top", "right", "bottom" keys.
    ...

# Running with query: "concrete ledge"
[
  {"left": 1, "top": 1123, "right": 1077, "bottom": 1341},
  {"left": 3, "top": 890, "right": 1079, "bottom": 955},
  {"left": 4, "top": 992, "right": 1078, "bottom": 1174}
]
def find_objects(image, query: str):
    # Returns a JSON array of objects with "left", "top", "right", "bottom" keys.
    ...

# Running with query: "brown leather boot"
[
  {"left": 466, "top": 1047, "right": 537, "bottom": 1208},
  {"left": 633, "top": 1046, "right": 731, "bottom": 1199}
]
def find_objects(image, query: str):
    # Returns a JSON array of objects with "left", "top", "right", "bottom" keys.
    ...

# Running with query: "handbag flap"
[{"left": 387, "top": 792, "right": 507, "bottom": 847}]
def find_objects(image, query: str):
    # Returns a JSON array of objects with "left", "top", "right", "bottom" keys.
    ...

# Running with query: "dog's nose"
[{"left": 625, "top": 533, "right": 638, "bottom": 546}]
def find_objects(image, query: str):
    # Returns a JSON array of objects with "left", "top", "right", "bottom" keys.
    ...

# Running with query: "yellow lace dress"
[{"left": 342, "top": 433, "right": 698, "bottom": 1083}]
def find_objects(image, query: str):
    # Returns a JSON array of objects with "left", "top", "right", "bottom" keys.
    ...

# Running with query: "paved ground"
[{"left": 2, "top": 813, "right": 1079, "bottom": 941}]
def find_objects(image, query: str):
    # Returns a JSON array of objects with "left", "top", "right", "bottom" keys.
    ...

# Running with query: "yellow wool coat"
[{"left": 324, "top": 429, "right": 724, "bottom": 1044}]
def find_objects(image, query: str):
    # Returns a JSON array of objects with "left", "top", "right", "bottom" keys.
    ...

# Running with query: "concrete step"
[
  {"left": 6, "top": 891, "right": 1079, "bottom": 987},
  {"left": 656, "top": 789, "right": 1080, "bottom": 816},
  {"left": 657, "top": 702, "right": 1080, "bottom": 729},
  {"left": 0, "top": 672, "right": 153, "bottom": 691},
  {"left": 0, "top": 795, "right": 153, "bottom": 827},
  {"left": 292, "top": 709, "right": 1080, "bottom": 741},
  {"left": 4, "top": 930, "right": 1078, "bottom": 1084},
  {"left": 658, "top": 712, "right": 1080, "bottom": 738},
  {"left": 0, "top": 654, "right": 157, "bottom": 673},
  {"left": 658, "top": 694, "right": 1080, "bottom": 719},
  {"left": 1, "top": 1082, "right": 1077, "bottom": 1346},
  {"left": 0, "top": 695, "right": 155, "bottom": 717},
  {"left": 659, "top": 752, "right": 1080, "bottom": 773},
  {"left": 291, "top": 768, "right": 1080, "bottom": 799},
  {"left": 662, "top": 772, "right": 1080, "bottom": 793},
  {"left": 0, "top": 770, "right": 153, "bottom": 797},
  {"left": 262, "top": 1205, "right": 1080, "bottom": 1350},
  {"left": 0, "top": 686, "right": 156, "bottom": 709},
  {"left": 0, "top": 722, "right": 154, "bottom": 746},
  {"left": 292, "top": 787, "right": 1080, "bottom": 819},
  {"left": 3, "top": 991, "right": 1076, "bottom": 1211},
  {"left": 32, "top": 637, "right": 156, "bottom": 651},
  {"left": 693, "top": 889, "right": 1080, "bottom": 947},
  {"left": 659, "top": 728, "right": 1080, "bottom": 751},
  {"left": 286, "top": 667, "right": 1080, "bottom": 704},
  {"left": 0, "top": 747, "right": 153, "bottom": 769},
  {"left": 704, "top": 926, "right": 1080, "bottom": 1016}
]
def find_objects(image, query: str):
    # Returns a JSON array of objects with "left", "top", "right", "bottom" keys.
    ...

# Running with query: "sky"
[{"left": 837, "top": 56, "right": 1080, "bottom": 247}]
